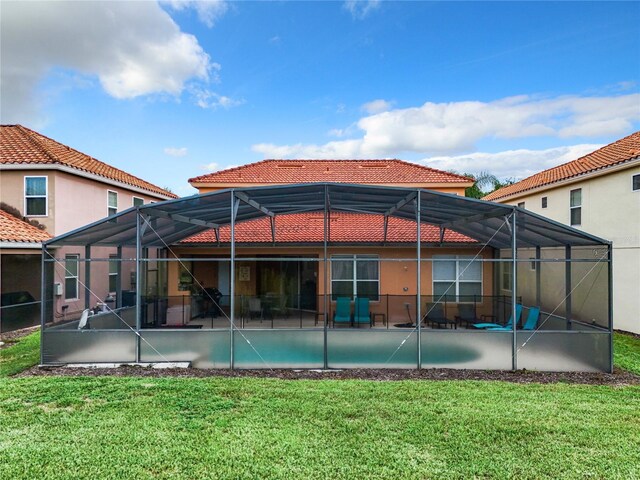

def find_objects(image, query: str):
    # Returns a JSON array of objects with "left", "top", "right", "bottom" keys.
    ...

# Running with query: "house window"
[
  {"left": 65, "top": 254, "right": 79, "bottom": 300},
  {"left": 433, "top": 255, "right": 482, "bottom": 302},
  {"left": 517, "top": 202, "right": 525, "bottom": 209},
  {"left": 107, "top": 191, "right": 118, "bottom": 216},
  {"left": 541, "top": 197, "right": 547, "bottom": 208},
  {"left": 24, "top": 176, "right": 47, "bottom": 216},
  {"left": 570, "top": 188, "right": 582, "bottom": 226},
  {"left": 633, "top": 174, "right": 640, "bottom": 191},
  {"left": 331, "top": 255, "right": 379, "bottom": 301},
  {"left": 109, "top": 254, "right": 118, "bottom": 293},
  {"left": 501, "top": 260, "right": 512, "bottom": 292},
  {"left": 530, "top": 258, "right": 536, "bottom": 271},
  {"left": 132, "top": 197, "right": 144, "bottom": 207}
]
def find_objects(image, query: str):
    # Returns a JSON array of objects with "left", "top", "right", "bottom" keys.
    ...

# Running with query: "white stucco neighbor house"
[{"left": 485, "top": 131, "right": 640, "bottom": 334}]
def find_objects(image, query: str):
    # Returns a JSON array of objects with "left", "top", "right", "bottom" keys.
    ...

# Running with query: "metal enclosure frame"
[{"left": 40, "top": 183, "right": 613, "bottom": 372}]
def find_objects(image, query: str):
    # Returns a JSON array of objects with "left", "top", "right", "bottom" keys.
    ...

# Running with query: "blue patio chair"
[
  {"left": 472, "top": 304, "right": 523, "bottom": 330},
  {"left": 333, "top": 297, "right": 352, "bottom": 326},
  {"left": 353, "top": 297, "right": 372, "bottom": 326},
  {"left": 488, "top": 306, "right": 540, "bottom": 331}
]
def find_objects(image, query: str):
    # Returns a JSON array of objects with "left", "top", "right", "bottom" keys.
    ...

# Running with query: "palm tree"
[{"left": 448, "top": 171, "right": 515, "bottom": 199}]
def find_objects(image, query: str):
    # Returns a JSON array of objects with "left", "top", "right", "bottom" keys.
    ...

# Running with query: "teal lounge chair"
[
  {"left": 333, "top": 297, "right": 352, "bottom": 326},
  {"left": 472, "top": 304, "right": 523, "bottom": 329},
  {"left": 354, "top": 297, "right": 371, "bottom": 326},
  {"left": 489, "top": 306, "right": 540, "bottom": 331}
]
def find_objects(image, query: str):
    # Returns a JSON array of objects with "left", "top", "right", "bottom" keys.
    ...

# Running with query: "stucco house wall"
[{"left": 496, "top": 162, "right": 639, "bottom": 333}]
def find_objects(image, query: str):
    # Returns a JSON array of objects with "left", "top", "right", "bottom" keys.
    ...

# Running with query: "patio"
[{"left": 39, "top": 184, "right": 613, "bottom": 372}]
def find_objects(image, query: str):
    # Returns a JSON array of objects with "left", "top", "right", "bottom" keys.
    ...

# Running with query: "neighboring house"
[
  {"left": 484, "top": 131, "right": 640, "bottom": 334},
  {"left": 0, "top": 124, "right": 177, "bottom": 328}
]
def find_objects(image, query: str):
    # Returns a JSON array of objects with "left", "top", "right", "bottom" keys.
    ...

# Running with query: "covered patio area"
[{"left": 40, "top": 184, "right": 613, "bottom": 372}]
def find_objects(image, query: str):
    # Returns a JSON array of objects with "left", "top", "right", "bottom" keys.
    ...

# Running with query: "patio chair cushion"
[
  {"left": 353, "top": 297, "right": 371, "bottom": 324},
  {"left": 473, "top": 304, "right": 522, "bottom": 330},
  {"left": 334, "top": 297, "right": 351, "bottom": 324},
  {"left": 488, "top": 306, "right": 540, "bottom": 331}
]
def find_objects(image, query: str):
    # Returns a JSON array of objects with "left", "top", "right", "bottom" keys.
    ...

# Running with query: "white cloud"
[
  {"left": 202, "top": 162, "right": 219, "bottom": 171},
  {"left": 343, "top": 1, "right": 381, "bottom": 19},
  {"left": 361, "top": 99, "right": 393, "bottom": 114},
  {"left": 190, "top": 87, "right": 244, "bottom": 109},
  {"left": 164, "top": 147, "right": 188, "bottom": 157},
  {"left": 423, "top": 144, "right": 604, "bottom": 181},
  {"left": 0, "top": 1, "right": 215, "bottom": 123},
  {"left": 163, "top": 0, "right": 229, "bottom": 28},
  {"left": 252, "top": 93, "right": 640, "bottom": 159},
  {"left": 252, "top": 139, "right": 367, "bottom": 159}
]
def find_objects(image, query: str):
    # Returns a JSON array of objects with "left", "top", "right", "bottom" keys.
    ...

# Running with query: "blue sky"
[{"left": 2, "top": 1, "right": 639, "bottom": 196}]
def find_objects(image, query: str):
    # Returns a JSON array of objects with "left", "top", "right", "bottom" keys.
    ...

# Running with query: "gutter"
[
  {"left": 0, "top": 241, "right": 46, "bottom": 249},
  {"left": 486, "top": 157, "right": 640, "bottom": 203}
]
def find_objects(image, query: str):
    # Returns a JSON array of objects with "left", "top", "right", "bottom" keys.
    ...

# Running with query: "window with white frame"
[
  {"left": 633, "top": 174, "right": 640, "bottom": 191},
  {"left": 109, "top": 254, "right": 118, "bottom": 292},
  {"left": 24, "top": 176, "right": 47, "bottom": 216},
  {"left": 108, "top": 191, "right": 118, "bottom": 216},
  {"left": 517, "top": 202, "right": 525, "bottom": 209},
  {"left": 331, "top": 255, "right": 379, "bottom": 300},
  {"left": 65, "top": 254, "right": 79, "bottom": 300},
  {"left": 433, "top": 255, "right": 482, "bottom": 302},
  {"left": 541, "top": 197, "right": 548, "bottom": 208},
  {"left": 570, "top": 188, "right": 581, "bottom": 226},
  {"left": 132, "top": 197, "right": 144, "bottom": 207},
  {"left": 501, "top": 260, "right": 512, "bottom": 292}
]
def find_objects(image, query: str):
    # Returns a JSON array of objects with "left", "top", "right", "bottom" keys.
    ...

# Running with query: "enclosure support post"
[
  {"left": 535, "top": 246, "right": 541, "bottom": 307},
  {"left": 40, "top": 246, "right": 47, "bottom": 366},
  {"left": 135, "top": 213, "right": 142, "bottom": 363},
  {"left": 115, "top": 246, "right": 123, "bottom": 309},
  {"left": 323, "top": 184, "right": 329, "bottom": 369},
  {"left": 230, "top": 191, "right": 238, "bottom": 370},
  {"left": 84, "top": 245, "right": 91, "bottom": 310},
  {"left": 416, "top": 190, "right": 422, "bottom": 370},
  {"left": 565, "top": 245, "right": 572, "bottom": 330},
  {"left": 511, "top": 211, "right": 517, "bottom": 371},
  {"left": 607, "top": 244, "right": 614, "bottom": 373}
]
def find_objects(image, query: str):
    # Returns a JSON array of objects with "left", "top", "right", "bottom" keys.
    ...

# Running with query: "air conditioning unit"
[{"left": 54, "top": 283, "right": 63, "bottom": 296}]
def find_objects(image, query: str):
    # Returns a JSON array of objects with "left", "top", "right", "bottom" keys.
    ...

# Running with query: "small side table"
[{"left": 372, "top": 313, "right": 387, "bottom": 326}]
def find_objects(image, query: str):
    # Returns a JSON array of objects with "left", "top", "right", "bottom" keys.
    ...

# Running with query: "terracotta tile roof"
[
  {"left": 181, "top": 212, "right": 475, "bottom": 244},
  {"left": 0, "top": 209, "right": 51, "bottom": 243},
  {"left": 484, "top": 131, "right": 640, "bottom": 201},
  {"left": 0, "top": 125, "right": 177, "bottom": 199},
  {"left": 189, "top": 159, "right": 473, "bottom": 185}
]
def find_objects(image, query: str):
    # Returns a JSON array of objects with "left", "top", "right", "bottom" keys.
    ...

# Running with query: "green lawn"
[
  {"left": 0, "top": 331, "right": 639, "bottom": 479},
  {"left": 0, "top": 331, "right": 40, "bottom": 377},
  {"left": 614, "top": 332, "right": 640, "bottom": 375}
]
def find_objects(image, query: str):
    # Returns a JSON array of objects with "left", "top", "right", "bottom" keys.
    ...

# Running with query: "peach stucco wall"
[
  {"left": 1, "top": 169, "right": 167, "bottom": 236},
  {"left": 166, "top": 245, "right": 495, "bottom": 321},
  {"left": 1, "top": 169, "right": 167, "bottom": 316}
]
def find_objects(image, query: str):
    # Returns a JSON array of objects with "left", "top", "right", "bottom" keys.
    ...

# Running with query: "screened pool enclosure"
[{"left": 41, "top": 184, "right": 613, "bottom": 372}]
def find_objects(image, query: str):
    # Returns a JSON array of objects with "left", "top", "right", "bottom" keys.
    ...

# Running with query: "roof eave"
[{"left": 485, "top": 156, "right": 640, "bottom": 202}]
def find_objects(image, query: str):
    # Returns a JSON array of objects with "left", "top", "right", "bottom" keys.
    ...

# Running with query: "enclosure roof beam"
[
  {"left": 235, "top": 191, "right": 275, "bottom": 217},
  {"left": 439, "top": 208, "right": 512, "bottom": 230},
  {"left": 145, "top": 209, "right": 219, "bottom": 229},
  {"left": 383, "top": 191, "right": 417, "bottom": 217}
]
